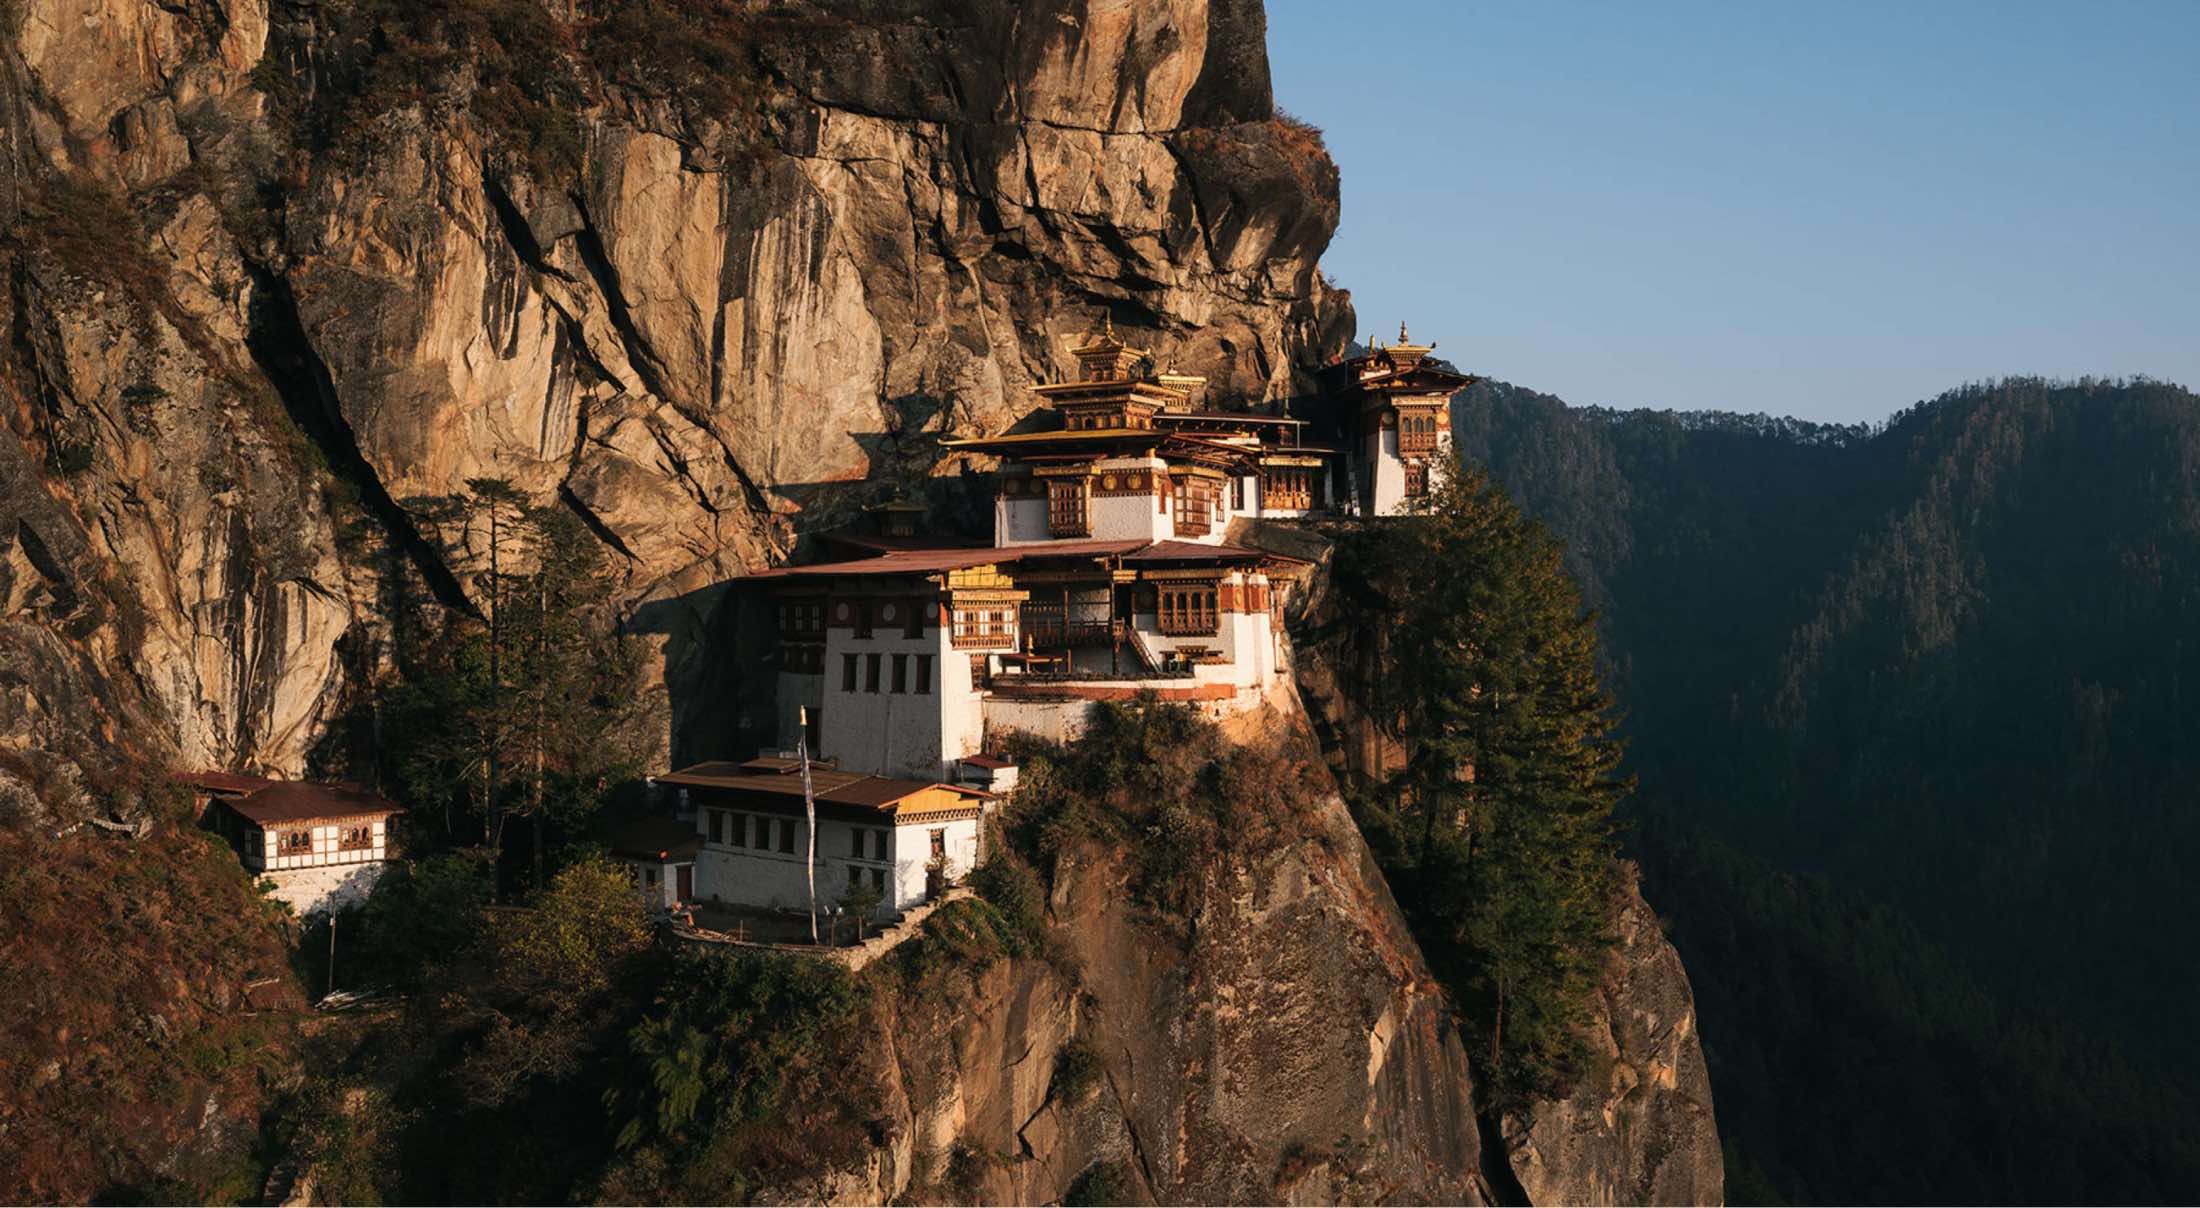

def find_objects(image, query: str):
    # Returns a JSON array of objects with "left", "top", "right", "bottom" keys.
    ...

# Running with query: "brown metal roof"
[
  {"left": 656, "top": 762, "right": 987, "bottom": 812},
  {"left": 607, "top": 815, "right": 703, "bottom": 862},
  {"left": 1154, "top": 411, "right": 1305, "bottom": 425},
  {"left": 179, "top": 770, "right": 282, "bottom": 796},
  {"left": 815, "top": 532, "right": 990, "bottom": 556},
  {"left": 227, "top": 781, "right": 405, "bottom": 825},
  {"left": 1125, "top": 540, "right": 1306, "bottom": 565},
  {"left": 749, "top": 537, "right": 1302, "bottom": 583},
  {"left": 749, "top": 539, "right": 1148, "bottom": 581}
]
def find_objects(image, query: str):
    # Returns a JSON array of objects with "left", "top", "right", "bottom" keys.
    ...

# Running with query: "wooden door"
[{"left": 675, "top": 864, "right": 693, "bottom": 903}]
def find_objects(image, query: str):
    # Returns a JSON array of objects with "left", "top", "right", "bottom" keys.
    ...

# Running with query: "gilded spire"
[{"left": 1399, "top": 320, "right": 1409, "bottom": 344}]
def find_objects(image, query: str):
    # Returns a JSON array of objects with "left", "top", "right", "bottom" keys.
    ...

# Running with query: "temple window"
[
  {"left": 1399, "top": 411, "right": 1440, "bottom": 453},
  {"left": 279, "top": 829, "right": 312, "bottom": 855},
  {"left": 777, "top": 598, "right": 823, "bottom": 637},
  {"left": 1263, "top": 468, "right": 1312, "bottom": 511},
  {"left": 841, "top": 653, "right": 858, "bottom": 691},
  {"left": 1158, "top": 584, "right": 1219, "bottom": 635},
  {"left": 952, "top": 605, "right": 1016, "bottom": 648},
  {"left": 1403, "top": 460, "right": 1430, "bottom": 497},
  {"left": 915, "top": 653, "right": 934, "bottom": 694},
  {"left": 1048, "top": 479, "right": 1090, "bottom": 536},
  {"left": 339, "top": 825, "right": 373, "bottom": 851},
  {"left": 1173, "top": 477, "right": 1214, "bottom": 536}
]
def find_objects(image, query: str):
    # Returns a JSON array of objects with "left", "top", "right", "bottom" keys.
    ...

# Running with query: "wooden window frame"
[
  {"left": 952, "top": 605, "right": 1015, "bottom": 649},
  {"left": 1048, "top": 478, "right": 1090, "bottom": 537},
  {"left": 1263, "top": 467, "right": 1312, "bottom": 511},
  {"left": 339, "top": 824, "right": 373, "bottom": 852},
  {"left": 1157, "top": 584, "right": 1219, "bottom": 636},
  {"left": 278, "top": 829, "right": 313, "bottom": 855},
  {"left": 1173, "top": 477, "right": 1213, "bottom": 537}
]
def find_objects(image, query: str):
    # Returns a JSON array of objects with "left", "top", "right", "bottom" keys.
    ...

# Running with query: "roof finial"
[
  {"left": 1102, "top": 311, "right": 1116, "bottom": 341},
  {"left": 1399, "top": 320, "right": 1410, "bottom": 344}
]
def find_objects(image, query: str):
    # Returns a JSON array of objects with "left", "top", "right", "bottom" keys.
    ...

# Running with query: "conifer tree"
[
  {"left": 1328, "top": 457, "right": 1627, "bottom": 1107},
  {"left": 382, "top": 492, "right": 647, "bottom": 884}
]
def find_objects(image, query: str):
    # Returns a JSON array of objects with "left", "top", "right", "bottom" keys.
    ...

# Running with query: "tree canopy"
[{"left": 1324, "top": 458, "right": 1626, "bottom": 1107}]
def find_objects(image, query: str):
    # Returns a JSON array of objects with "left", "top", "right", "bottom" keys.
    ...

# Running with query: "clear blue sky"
[{"left": 1265, "top": 1, "right": 2200, "bottom": 423}]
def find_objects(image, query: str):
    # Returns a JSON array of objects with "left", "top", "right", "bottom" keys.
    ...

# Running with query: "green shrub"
[
  {"left": 1063, "top": 1159, "right": 1137, "bottom": 1206},
  {"left": 1049, "top": 1037, "right": 1102, "bottom": 1105}
]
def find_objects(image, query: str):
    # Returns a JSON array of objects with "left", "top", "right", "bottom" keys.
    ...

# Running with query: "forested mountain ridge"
[{"left": 1455, "top": 374, "right": 2200, "bottom": 1202}]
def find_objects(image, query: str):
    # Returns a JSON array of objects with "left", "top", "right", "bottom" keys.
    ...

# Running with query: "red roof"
[
  {"left": 656, "top": 762, "right": 989, "bottom": 811},
  {"left": 750, "top": 537, "right": 1300, "bottom": 581},
  {"left": 178, "top": 770, "right": 281, "bottom": 795},
  {"left": 750, "top": 539, "right": 1147, "bottom": 580},
  {"left": 226, "top": 781, "right": 405, "bottom": 825},
  {"left": 607, "top": 816, "right": 703, "bottom": 862},
  {"left": 1125, "top": 540, "right": 1288, "bottom": 564}
]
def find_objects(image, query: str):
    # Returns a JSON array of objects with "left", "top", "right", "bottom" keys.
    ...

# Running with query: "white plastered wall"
[{"left": 818, "top": 607, "right": 974, "bottom": 780}]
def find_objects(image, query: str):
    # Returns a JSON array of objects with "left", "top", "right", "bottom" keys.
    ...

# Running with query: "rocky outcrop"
[
  {"left": 0, "top": 0, "right": 1351, "bottom": 787},
  {"left": 1268, "top": 518, "right": 1726, "bottom": 1207},
  {"left": 785, "top": 779, "right": 1490, "bottom": 1206},
  {"left": 1502, "top": 865, "right": 1724, "bottom": 1206},
  {"left": 0, "top": 2, "right": 1722, "bottom": 1202}
]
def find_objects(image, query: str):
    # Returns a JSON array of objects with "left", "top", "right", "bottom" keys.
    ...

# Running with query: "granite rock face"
[
  {"left": 779, "top": 780, "right": 1492, "bottom": 1206},
  {"left": 1501, "top": 864, "right": 1725, "bottom": 1206},
  {"left": 0, "top": 0, "right": 1351, "bottom": 791},
  {"left": 0, "top": 1, "right": 1721, "bottom": 1202}
]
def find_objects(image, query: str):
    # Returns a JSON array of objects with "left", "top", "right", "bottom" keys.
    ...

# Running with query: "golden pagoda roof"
[{"left": 1069, "top": 313, "right": 1147, "bottom": 359}]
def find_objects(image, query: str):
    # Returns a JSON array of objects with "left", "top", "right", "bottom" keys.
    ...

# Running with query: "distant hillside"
[{"left": 1456, "top": 376, "right": 2200, "bottom": 1203}]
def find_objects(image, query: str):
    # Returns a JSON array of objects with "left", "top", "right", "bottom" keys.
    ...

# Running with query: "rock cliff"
[
  {"left": 0, "top": 1, "right": 1721, "bottom": 1202},
  {"left": 0, "top": 0, "right": 1352, "bottom": 803},
  {"left": 759, "top": 712, "right": 1489, "bottom": 1206}
]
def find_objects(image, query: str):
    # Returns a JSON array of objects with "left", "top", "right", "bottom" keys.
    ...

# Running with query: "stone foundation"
[{"left": 264, "top": 862, "right": 387, "bottom": 917}]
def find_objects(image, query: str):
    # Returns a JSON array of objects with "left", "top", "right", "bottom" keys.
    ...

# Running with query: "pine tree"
[
  {"left": 382, "top": 491, "right": 647, "bottom": 885},
  {"left": 1328, "top": 457, "right": 1627, "bottom": 1107}
]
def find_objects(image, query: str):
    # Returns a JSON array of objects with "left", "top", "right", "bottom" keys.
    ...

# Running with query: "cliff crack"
[
  {"left": 242, "top": 268, "right": 475, "bottom": 617},
  {"left": 566, "top": 194, "right": 674, "bottom": 402}
]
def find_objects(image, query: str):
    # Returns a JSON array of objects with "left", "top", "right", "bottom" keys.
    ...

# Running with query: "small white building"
[
  {"left": 606, "top": 816, "right": 701, "bottom": 911},
  {"left": 662, "top": 759, "right": 991, "bottom": 919},
  {"left": 187, "top": 774, "right": 404, "bottom": 917}
]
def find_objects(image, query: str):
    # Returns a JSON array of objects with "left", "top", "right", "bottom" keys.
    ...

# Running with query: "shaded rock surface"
[
  {"left": 0, "top": 0, "right": 1352, "bottom": 792},
  {"left": 0, "top": 0, "right": 1720, "bottom": 1202},
  {"left": 780, "top": 782, "right": 1491, "bottom": 1206},
  {"left": 1501, "top": 864, "right": 1724, "bottom": 1206},
  {"left": 1261, "top": 519, "right": 1727, "bottom": 1207}
]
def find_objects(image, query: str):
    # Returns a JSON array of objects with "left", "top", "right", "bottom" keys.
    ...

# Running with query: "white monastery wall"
[
  {"left": 774, "top": 670, "right": 824, "bottom": 756},
  {"left": 890, "top": 816, "right": 980, "bottom": 910},
  {"left": 247, "top": 818, "right": 390, "bottom": 872},
  {"left": 818, "top": 617, "right": 972, "bottom": 779},
  {"left": 996, "top": 494, "right": 1051, "bottom": 545},
  {"left": 1368, "top": 423, "right": 1406, "bottom": 517},
  {"left": 264, "top": 862, "right": 385, "bottom": 917},
  {"left": 693, "top": 809, "right": 977, "bottom": 916}
]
